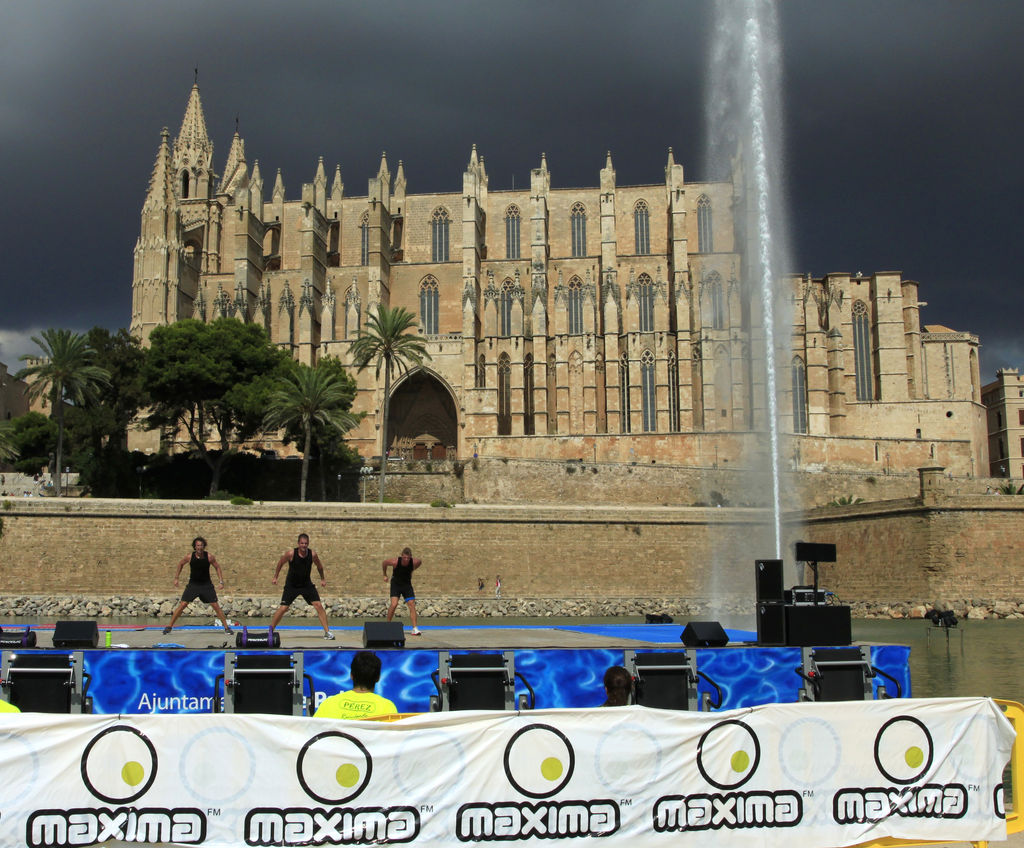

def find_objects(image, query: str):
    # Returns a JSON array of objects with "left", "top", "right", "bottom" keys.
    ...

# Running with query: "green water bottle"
[{"left": 105, "top": 630, "right": 112, "bottom": 648}]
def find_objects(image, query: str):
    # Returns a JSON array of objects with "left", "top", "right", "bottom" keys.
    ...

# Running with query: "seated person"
[
  {"left": 315, "top": 651, "right": 397, "bottom": 719},
  {"left": 602, "top": 665, "right": 633, "bottom": 706}
]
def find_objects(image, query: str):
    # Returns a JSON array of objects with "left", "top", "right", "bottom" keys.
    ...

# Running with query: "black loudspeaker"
[
  {"left": 681, "top": 621, "right": 729, "bottom": 648},
  {"left": 785, "top": 604, "right": 852, "bottom": 647},
  {"left": 755, "top": 559, "right": 784, "bottom": 603},
  {"left": 756, "top": 602, "right": 786, "bottom": 646},
  {"left": 52, "top": 621, "right": 98, "bottom": 648},
  {"left": 363, "top": 621, "right": 406, "bottom": 648},
  {"left": 794, "top": 542, "right": 837, "bottom": 562}
]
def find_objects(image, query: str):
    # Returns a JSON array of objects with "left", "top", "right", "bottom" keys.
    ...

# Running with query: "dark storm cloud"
[{"left": 0, "top": 0, "right": 1020, "bottom": 378}]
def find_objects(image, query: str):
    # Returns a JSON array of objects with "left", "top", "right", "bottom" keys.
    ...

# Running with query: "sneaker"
[
  {"left": 162, "top": 626, "right": 172, "bottom": 635},
  {"left": 410, "top": 628, "right": 421, "bottom": 636},
  {"left": 223, "top": 625, "right": 233, "bottom": 634},
  {"left": 323, "top": 631, "right": 336, "bottom": 641}
]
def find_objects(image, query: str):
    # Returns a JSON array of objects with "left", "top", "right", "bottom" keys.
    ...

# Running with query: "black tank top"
[
  {"left": 287, "top": 548, "right": 314, "bottom": 586},
  {"left": 392, "top": 555, "right": 414, "bottom": 583},
  {"left": 189, "top": 552, "right": 212, "bottom": 584}
]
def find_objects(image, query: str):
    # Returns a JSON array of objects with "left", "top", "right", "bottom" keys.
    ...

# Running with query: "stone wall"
[{"left": 1, "top": 478, "right": 1022, "bottom": 613}]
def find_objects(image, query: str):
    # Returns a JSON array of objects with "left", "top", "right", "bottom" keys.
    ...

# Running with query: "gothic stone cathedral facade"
[{"left": 131, "top": 84, "right": 986, "bottom": 476}]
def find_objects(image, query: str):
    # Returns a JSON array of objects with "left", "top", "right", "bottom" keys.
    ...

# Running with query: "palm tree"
[
  {"left": 16, "top": 329, "right": 110, "bottom": 491},
  {"left": 263, "top": 361, "right": 361, "bottom": 502},
  {"left": 0, "top": 420, "right": 18, "bottom": 464},
  {"left": 349, "top": 305, "right": 430, "bottom": 503}
]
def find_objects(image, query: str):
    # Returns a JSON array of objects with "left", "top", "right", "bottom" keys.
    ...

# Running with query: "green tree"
[
  {"left": 143, "top": 318, "right": 291, "bottom": 495},
  {"left": 16, "top": 329, "right": 111, "bottom": 487},
  {"left": 0, "top": 420, "right": 18, "bottom": 464},
  {"left": 349, "top": 305, "right": 430, "bottom": 502},
  {"left": 7, "top": 412, "right": 57, "bottom": 474},
  {"left": 65, "top": 327, "right": 150, "bottom": 496},
  {"left": 263, "top": 358, "right": 361, "bottom": 501}
]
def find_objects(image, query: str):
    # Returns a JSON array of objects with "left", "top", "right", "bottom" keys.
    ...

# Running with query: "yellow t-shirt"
[
  {"left": 315, "top": 690, "right": 397, "bottom": 720},
  {"left": 0, "top": 699, "right": 20, "bottom": 713}
]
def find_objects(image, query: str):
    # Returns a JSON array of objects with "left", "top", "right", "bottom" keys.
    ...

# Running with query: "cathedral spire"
[
  {"left": 218, "top": 128, "right": 247, "bottom": 196},
  {"left": 142, "top": 128, "right": 175, "bottom": 214},
  {"left": 172, "top": 81, "right": 214, "bottom": 199},
  {"left": 377, "top": 151, "right": 390, "bottom": 181},
  {"left": 666, "top": 147, "right": 676, "bottom": 169}
]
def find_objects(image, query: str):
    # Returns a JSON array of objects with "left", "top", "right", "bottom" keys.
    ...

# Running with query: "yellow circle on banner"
[
  {"left": 905, "top": 746, "right": 924, "bottom": 769},
  {"left": 336, "top": 763, "right": 361, "bottom": 788},
  {"left": 731, "top": 750, "right": 750, "bottom": 774},
  {"left": 541, "top": 757, "right": 563, "bottom": 781},
  {"left": 122, "top": 761, "right": 145, "bottom": 787}
]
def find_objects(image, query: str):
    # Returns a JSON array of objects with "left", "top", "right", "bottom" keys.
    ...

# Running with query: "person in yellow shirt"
[
  {"left": 0, "top": 698, "right": 20, "bottom": 713},
  {"left": 315, "top": 651, "right": 396, "bottom": 719}
]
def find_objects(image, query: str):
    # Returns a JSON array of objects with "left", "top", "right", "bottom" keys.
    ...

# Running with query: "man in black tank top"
[
  {"left": 271, "top": 533, "right": 334, "bottom": 639},
  {"left": 383, "top": 546, "right": 423, "bottom": 636},
  {"left": 163, "top": 537, "right": 233, "bottom": 635}
]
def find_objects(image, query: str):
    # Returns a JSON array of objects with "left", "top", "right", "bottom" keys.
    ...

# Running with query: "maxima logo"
[
  {"left": 457, "top": 724, "right": 619, "bottom": 841},
  {"left": 244, "top": 731, "right": 419, "bottom": 846},
  {"left": 27, "top": 725, "right": 205, "bottom": 847},
  {"left": 654, "top": 719, "right": 802, "bottom": 832},
  {"left": 833, "top": 716, "right": 967, "bottom": 824}
]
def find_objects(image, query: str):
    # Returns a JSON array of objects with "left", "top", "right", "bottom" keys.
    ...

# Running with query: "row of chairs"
[{"left": 0, "top": 648, "right": 897, "bottom": 715}]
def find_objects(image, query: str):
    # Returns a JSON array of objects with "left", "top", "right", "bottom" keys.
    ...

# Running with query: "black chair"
[
  {"left": 1, "top": 651, "right": 91, "bottom": 713},
  {"left": 796, "top": 646, "right": 901, "bottom": 701},
  {"left": 625, "top": 650, "right": 721, "bottom": 711},
  {"left": 430, "top": 651, "right": 534, "bottom": 711},
  {"left": 214, "top": 652, "right": 313, "bottom": 715}
]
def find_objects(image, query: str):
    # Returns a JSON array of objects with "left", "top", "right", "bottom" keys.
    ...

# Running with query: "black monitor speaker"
[
  {"left": 681, "top": 621, "right": 729, "bottom": 648},
  {"left": 363, "top": 621, "right": 406, "bottom": 648},
  {"left": 755, "top": 559, "right": 784, "bottom": 603},
  {"left": 52, "top": 621, "right": 98, "bottom": 648},
  {"left": 794, "top": 542, "right": 836, "bottom": 562},
  {"left": 756, "top": 602, "right": 786, "bottom": 646},
  {"left": 785, "top": 604, "right": 852, "bottom": 647}
]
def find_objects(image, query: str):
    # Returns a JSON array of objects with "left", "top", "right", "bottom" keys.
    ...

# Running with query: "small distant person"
[
  {"left": 315, "top": 651, "right": 397, "bottom": 719},
  {"left": 271, "top": 533, "right": 334, "bottom": 640},
  {"left": 163, "top": 537, "right": 232, "bottom": 635},
  {"left": 0, "top": 698, "right": 20, "bottom": 713},
  {"left": 383, "top": 547, "right": 422, "bottom": 636},
  {"left": 602, "top": 666, "right": 633, "bottom": 707},
  {"left": 477, "top": 577, "right": 484, "bottom": 591},
  {"left": 495, "top": 574, "right": 502, "bottom": 598}
]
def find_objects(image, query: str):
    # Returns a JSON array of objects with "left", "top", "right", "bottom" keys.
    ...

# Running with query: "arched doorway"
[{"left": 386, "top": 370, "right": 459, "bottom": 460}]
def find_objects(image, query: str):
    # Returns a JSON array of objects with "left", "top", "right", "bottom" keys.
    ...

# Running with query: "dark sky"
[{"left": 1, "top": 0, "right": 1021, "bottom": 380}]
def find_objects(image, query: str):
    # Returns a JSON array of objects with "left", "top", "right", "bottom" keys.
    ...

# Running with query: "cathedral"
[{"left": 131, "top": 83, "right": 985, "bottom": 477}]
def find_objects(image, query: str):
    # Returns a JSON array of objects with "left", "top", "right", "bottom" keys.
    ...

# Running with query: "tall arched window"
[
  {"left": 709, "top": 274, "right": 725, "bottom": 330},
  {"left": 792, "top": 356, "right": 808, "bottom": 434},
  {"left": 359, "top": 212, "right": 369, "bottom": 266},
  {"left": 852, "top": 300, "right": 874, "bottom": 401},
  {"left": 619, "top": 353, "right": 631, "bottom": 434},
  {"left": 419, "top": 276, "right": 439, "bottom": 335},
  {"left": 431, "top": 208, "right": 450, "bottom": 262},
  {"left": 570, "top": 202, "right": 587, "bottom": 258},
  {"left": 567, "top": 276, "right": 583, "bottom": 335},
  {"left": 498, "top": 353, "right": 512, "bottom": 435},
  {"left": 181, "top": 171, "right": 191, "bottom": 198},
  {"left": 500, "top": 279, "right": 514, "bottom": 337},
  {"left": 634, "top": 200, "right": 650, "bottom": 255},
  {"left": 505, "top": 205, "right": 521, "bottom": 259},
  {"left": 641, "top": 350, "right": 656, "bottom": 432},
  {"left": 637, "top": 273, "right": 655, "bottom": 332},
  {"left": 523, "top": 353, "right": 535, "bottom": 435},
  {"left": 667, "top": 352, "right": 680, "bottom": 432},
  {"left": 697, "top": 194, "right": 713, "bottom": 253}
]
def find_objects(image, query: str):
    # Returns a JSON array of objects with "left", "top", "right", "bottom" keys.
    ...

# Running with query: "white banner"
[{"left": 0, "top": 697, "right": 1013, "bottom": 848}]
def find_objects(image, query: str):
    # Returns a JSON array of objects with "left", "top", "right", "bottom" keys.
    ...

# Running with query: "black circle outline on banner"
[
  {"left": 503, "top": 723, "right": 575, "bottom": 799},
  {"left": 297, "top": 731, "right": 373, "bottom": 805},
  {"left": 81, "top": 725, "right": 158, "bottom": 804},
  {"left": 696, "top": 719, "right": 760, "bottom": 790},
  {"left": 873, "top": 715, "right": 933, "bottom": 785}
]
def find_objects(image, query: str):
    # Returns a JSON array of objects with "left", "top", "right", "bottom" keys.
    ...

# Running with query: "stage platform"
[{"left": 0, "top": 621, "right": 911, "bottom": 714}]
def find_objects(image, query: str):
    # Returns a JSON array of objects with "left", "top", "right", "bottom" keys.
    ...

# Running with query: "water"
[{"left": 706, "top": 0, "right": 792, "bottom": 559}]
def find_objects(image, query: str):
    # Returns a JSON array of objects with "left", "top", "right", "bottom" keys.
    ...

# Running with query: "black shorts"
[
  {"left": 281, "top": 583, "right": 321, "bottom": 606},
  {"left": 182, "top": 581, "right": 218, "bottom": 604},
  {"left": 390, "top": 581, "right": 415, "bottom": 602}
]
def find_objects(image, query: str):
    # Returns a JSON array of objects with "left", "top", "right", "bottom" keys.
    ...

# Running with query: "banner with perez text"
[{"left": 0, "top": 697, "right": 1012, "bottom": 848}]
